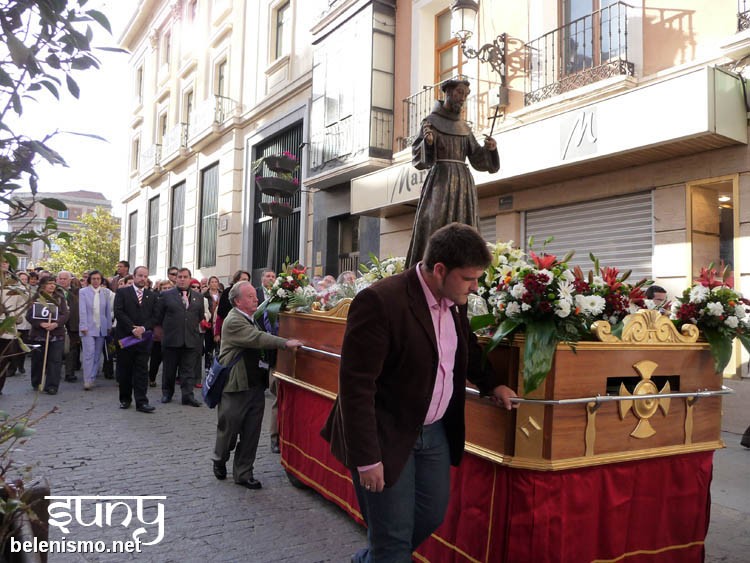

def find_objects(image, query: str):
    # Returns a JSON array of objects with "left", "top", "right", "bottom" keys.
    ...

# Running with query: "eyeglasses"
[
  {"left": 190, "top": 284, "right": 200, "bottom": 289},
  {"left": 168, "top": 272, "right": 178, "bottom": 277}
]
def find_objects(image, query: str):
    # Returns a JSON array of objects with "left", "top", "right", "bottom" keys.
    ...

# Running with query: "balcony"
[
  {"left": 139, "top": 144, "right": 162, "bottom": 184},
  {"left": 308, "top": 108, "right": 393, "bottom": 171},
  {"left": 525, "top": 1, "right": 635, "bottom": 106},
  {"left": 188, "top": 95, "right": 240, "bottom": 150},
  {"left": 400, "top": 79, "right": 500, "bottom": 150},
  {"left": 161, "top": 122, "right": 190, "bottom": 167},
  {"left": 740, "top": 0, "right": 750, "bottom": 31}
]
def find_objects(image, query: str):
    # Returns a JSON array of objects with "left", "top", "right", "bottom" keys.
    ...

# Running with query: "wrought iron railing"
[
  {"left": 162, "top": 122, "right": 188, "bottom": 157},
  {"left": 309, "top": 109, "right": 393, "bottom": 169},
  {"left": 400, "top": 79, "right": 498, "bottom": 150},
  {"left": 740, "top": 0, "right": 750, "bottom": 31},
  {"left": 525, "top": 1, "right": 635, "bottom": 105},
  {"left": 339, "top": 253, "right": 359, "bottom": 275},
  {"left": 140, "top": 144, "right": 162, "bottom": 171}
]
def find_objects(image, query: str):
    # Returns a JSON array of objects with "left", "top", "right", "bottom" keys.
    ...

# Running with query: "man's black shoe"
[
  {"left": 213, "top": 461, "right": 227, "bottom": 480},
  {"left": 741, "top": 426, "right": 750, "bottom": 448},
  {"left": 136, "top": 404, "right": 155, "bottom": 413},
  {"left": 44, "top": 388, "right": 58, "bottom": 395},
  {"left": 160, "top": 395, "right": 172, "bottom": 404},
  {"left": 235, "top": 478, "right": 262, "bottom": 490},
  {"left": 119, "top": 402, "right": 131, "bottom": 409},
  {"left": 182, "top": 397, "right": 201, "bottom": 407}
]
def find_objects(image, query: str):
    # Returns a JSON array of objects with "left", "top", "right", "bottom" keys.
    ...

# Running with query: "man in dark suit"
[
  {"left": 113, "top": 266, "right": 156, "bottom": 413},
  {"left": 322, "top": 223, "right": 517, "bottom": 562},
  {"left": 154, "top": 267, "right": 204, "bottom": 406}
]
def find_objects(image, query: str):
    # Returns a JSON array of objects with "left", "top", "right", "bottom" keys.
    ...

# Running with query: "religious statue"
[{"left": 405, "top": 78, "right": 500, "bottom": 267}]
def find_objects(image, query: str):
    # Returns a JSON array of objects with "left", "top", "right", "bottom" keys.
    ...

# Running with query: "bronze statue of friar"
[{"left": 405, "top": 78, "right": 500, "bottom": 267}]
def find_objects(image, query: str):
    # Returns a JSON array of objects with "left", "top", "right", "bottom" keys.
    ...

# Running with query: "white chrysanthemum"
[
  {"left": 286, "top": 276, "right": 293, "bottom": 282},
  {"left": 724, "top": 316, "right": 739, "bottom": 329},
  {"left": 592, "top": 275, "right": 605, "bottom": 288},
  {"left": 496, "top": 255, "right": 508, "bottom": 265},
  {"left": 734, "top": 305, "right": 747, "bottom": 319},
  {"left": 608, "top": 315, "right": 618, "bottom": 325},
  {"left": 476, "top": 286, "right": 487, "bottom": 296},
  {"left": 561, "top": 270, "right": 576, "bottom": 282},
  {"left": 276, "top": 288, "right": 288, "bottom": 298},
  {"left": 537, "top": 269, "right": 553, "bottom": 285},
  {"left": 385, "top": 264, "right": 396, "bottom": 275},
  {"left": 689, "top": 285, "right": 709, "bottom": 303},
  {"left": 557, "top": 280, "right": 575, "bottom": 304},
  {"left": 521, "top": 303, "right": 531, "bottom": 311},
  {"left": 706, "top": 301, "right": 724, "bottom": 316},
  {"left": 555, "top": 300, "right": 571, "bottom": 318},
  {"left": 510, "top": 284, "right": 527, "bottom": 299},
  {"left": 505, "top": 302, "right": 521, "bottom": 317},
  {"left": 575, "top": 294, "right": 606, "bottom": 316}
]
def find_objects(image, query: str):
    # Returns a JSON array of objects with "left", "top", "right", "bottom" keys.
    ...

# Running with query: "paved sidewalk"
[{"left": 3, "top": 367, "right": 748, "bottom": 562}]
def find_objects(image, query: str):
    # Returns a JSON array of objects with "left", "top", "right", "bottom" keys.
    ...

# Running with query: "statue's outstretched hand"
[
  {"left": 423, "top": 123, "right": 434, "bottom": 145},
  {"left": 484, "top": 136, "right": 497, "bottom": 151}
]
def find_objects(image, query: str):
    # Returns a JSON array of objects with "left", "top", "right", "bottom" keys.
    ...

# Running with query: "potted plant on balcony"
[
  {"left": 260, "top": 200, "right": 294, "bottom": 218},
  {"left": 253, "top": 152, "right": 300, "bottom": 198}
]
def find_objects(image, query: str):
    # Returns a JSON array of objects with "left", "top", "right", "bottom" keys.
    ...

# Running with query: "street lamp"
[{"left": 450, "top": 0, "right": 508, "bottom": 89}]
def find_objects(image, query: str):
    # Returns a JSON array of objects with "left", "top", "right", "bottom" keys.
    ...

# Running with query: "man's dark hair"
[
  {"left": 178, "top": 267, "right": 192, "bottom": 277},
  {"left": 645, "top": 285, "right": 666, "bottom": 299},
  {"left": 167, "top": 266, "right": 178, "bottom": 275},
  {"left": 88, "top": 269, "right": 102, "bottom": 281},
  {"left": 422, "top": 223, "right": 490, "bottom": 272},
  {"left": 118, "top": 260, "right": 130, "bottom": 269}
]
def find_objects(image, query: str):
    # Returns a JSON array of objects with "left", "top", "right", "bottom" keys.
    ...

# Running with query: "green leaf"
[
  {"left": 38, "top": 79, "right": 60, "bottom": 99},
  {"left": 738, "top": 333, "right": 750, "bottom": 356},
  {"left": 522, "top": 319, "right": 559, "bottom": 395},
  {"left": 39, "top": 198, "right": 68, "bottom": 211},
  {"left": 610, "top": 320, "right": 624, "bottom": 340},
  {"left": 470, "top": 313, "right": 497, "bottom": 332},
  {"left": 0, "top": 316, "right": 17, "bottom": 334},
  {"left": 0, "top": 67, "right": 13, "bottom": 88},
  {"left": 66, "top": 74, "right": 80, "bottom": 98},
  {"left": 702, "top": 327, "right": 733, "bottom": 373},
  {"left": 6, "top": 33, "right": 30, "bottom": 67},
  {"left": 485, "top": 318, "right": 521, "bottom": 356},
  {"left": 86, "top": 9, "right": 112, "bottom": 33}
]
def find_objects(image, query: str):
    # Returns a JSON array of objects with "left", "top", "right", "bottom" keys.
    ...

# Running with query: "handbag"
[{"left": 202, "top": 352, "right": 243, "bottom": 408}]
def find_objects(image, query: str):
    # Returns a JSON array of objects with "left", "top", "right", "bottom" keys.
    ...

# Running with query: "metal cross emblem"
[{"left": 618, "top": 360, "right": 671, "bottom": 439}]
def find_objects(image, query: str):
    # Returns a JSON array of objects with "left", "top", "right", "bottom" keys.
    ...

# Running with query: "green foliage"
[
  {"left": 0, "top": 1, "right": 121, "bottom": 271},
  {"left": 39, "top": 207, "right": 120, "bottom": 275}
]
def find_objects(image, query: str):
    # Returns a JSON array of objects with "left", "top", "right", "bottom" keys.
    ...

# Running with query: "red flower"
[
  {"left": 529, "top": 251, "right": 557, "bottom": 270},
  {"left": 601, "top": 266, "right": 622, "bottom": 291},
  {"left": 696, "top": 264, "right": 733, "bottom": 289}
]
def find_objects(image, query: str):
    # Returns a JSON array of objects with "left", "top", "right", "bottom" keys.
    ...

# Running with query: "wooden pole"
[{"left": 38, "top": 330, "right": 50, "bottom": 392}]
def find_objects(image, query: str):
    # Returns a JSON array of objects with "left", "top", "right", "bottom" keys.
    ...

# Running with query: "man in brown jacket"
[{"left": 322, "top": 223, "right": 516, "bottom": 563}]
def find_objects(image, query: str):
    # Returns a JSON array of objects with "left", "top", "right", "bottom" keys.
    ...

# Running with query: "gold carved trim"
[
  {"left": 273, "top": 370, "right": 337, "bottom": 400},
  {"left": 592, "top": 309, "right": 699, "bottom": 344},
  {"left": 281, "top": 298, "right": 352, "bottom": 325},
  {"left": 500, "top": 441, "right": 724, "bottom": 471}
]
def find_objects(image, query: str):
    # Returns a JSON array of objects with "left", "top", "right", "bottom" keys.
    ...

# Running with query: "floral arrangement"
[
  {"left": 255, "top": 261, "right": 315, "bottom": 323},
  {"left": 472, "top": 241, "right": 651, "bottom": 394},
  {"left": 670, "top": 264, "right": 750, "bottom": 372},
  {"left": 355, "top": 254, "right": 406, "bottom": 292}
]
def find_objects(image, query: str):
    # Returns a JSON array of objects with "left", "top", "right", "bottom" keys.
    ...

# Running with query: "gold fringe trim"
[{"left": 590, "top": 539, "right": 705, "bottom": 562}]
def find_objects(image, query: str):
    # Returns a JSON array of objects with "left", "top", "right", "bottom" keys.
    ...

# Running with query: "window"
[
  {"left": 337, "top": 215, "right": 360, "bottom": 274},
  {"left": 170, "top": 182, "right": 185, "bottom": 268},
  {"left": 562, "top": 0, "right": 623, "bottom": 75},
  {"left": 135, "top": 65, "right": 144, "bottom": 104},
  {"left": 183, "top": 90, "right": 193, "bottom": 126},
  {"left": 147, "top": 196, "right": 160, "bottom": 274},
  {"left": 199, "top": 164, "right": 219, "bottom": 268},
  {"left": 689, "top": 179, "right": 735, "bottom": 279},
  {"left": 215, "top": 60, "right": 227, "bottom": 97},
  {"left": 158, "top": 112, "right": 168, "bottom": 144},
  {"left": 131, "top": 137, "right": 140, "bottom": 171},
  {"left": 57, "top": 210, "right": 69, "bottom": 219},
  {"left": 274, "top": 1, "right": 291, "bottom": 60},
  {"left": 128, "top": 211, "right": 138, "bottom": 267},
  {"left": 435, "top": 9, "right": 465, "bottom": 84}
]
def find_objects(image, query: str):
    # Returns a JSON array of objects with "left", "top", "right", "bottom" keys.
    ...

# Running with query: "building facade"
[
  {"left": 119, "top": 0, "right": 319, "bottom": 282},
  {"left": 8, "top": 190, "right": 114, "bottom": 270},
  {"left": 352, "top": 0, "right": 749, "bottom": 375}
]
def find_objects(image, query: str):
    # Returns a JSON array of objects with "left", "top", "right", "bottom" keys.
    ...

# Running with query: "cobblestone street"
[
  {"left": 5, "top": 368, "right": 365, "bottom": 562},
  {"left": 3, "top": 365, "right": 748, "bottom": 562}
]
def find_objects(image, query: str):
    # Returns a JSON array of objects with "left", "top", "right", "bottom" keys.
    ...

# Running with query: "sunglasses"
[{"left": 190, "top": 284, "right": 200, "bottom": 288}]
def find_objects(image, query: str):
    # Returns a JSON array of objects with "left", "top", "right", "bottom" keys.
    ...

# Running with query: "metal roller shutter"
[{"left": 524, "top": 192, "right": 653, "bottom": 280}]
